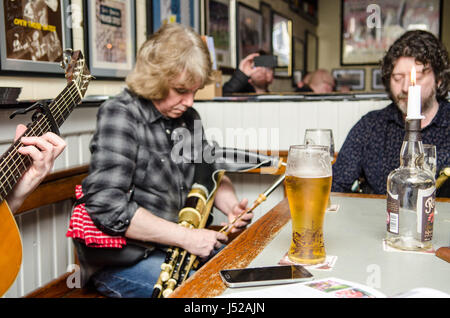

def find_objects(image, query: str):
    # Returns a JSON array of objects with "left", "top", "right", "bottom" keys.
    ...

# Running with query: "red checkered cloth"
[{"left": 66, "top": 185, "right": 127, "bottom": 248}]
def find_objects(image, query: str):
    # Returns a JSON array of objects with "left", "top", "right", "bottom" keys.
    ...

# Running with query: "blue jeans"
[
  {"left": 91, "top": 249, "right": 170, "bottom": 298},
  {"left": 92, "top": 248, "right": 218, "bottom": 298}
]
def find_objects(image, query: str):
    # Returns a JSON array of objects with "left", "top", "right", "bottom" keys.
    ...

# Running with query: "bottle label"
[
  {"left": 417, "top": 187, "right": 435, "bottom": 242},
  {"left": 386, "top": 192, "right": 399, "bottom": 234}
]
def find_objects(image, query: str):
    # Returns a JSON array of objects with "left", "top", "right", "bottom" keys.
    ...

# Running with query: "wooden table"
[{"left": 170, "top": 193, "right": 450, "bottom": 298}]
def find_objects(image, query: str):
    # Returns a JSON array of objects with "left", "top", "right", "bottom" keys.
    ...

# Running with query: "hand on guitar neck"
[
  {"left": 0, "top": 124, "right": 65, "bottom": 297},
  {"left": 5, "top": 124, "right": 66, "bottom": 213}
]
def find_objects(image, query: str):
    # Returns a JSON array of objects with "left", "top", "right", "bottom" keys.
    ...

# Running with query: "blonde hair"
[{"left": 126, "top": 23, "right": 213, "bottom": 100}]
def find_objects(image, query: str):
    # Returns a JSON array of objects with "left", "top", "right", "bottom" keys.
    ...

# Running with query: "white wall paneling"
[{"left": 195, "top": 99, "right": 389, "bottom": 151}]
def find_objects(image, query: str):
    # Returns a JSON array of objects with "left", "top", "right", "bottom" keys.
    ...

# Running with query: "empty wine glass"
[
  {"left": 423, "top": 144, "right": 437, "bottom": 177},
  {"left": 304, "top": 129, "right": 335, "bottom": 161},
  {"left": 304, "top": 129, "right": 336, "bottom": 210}
]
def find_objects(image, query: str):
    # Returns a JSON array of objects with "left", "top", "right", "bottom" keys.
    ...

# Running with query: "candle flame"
[{"left": 410, "top": 66, "right": 416, "bottom": 86}]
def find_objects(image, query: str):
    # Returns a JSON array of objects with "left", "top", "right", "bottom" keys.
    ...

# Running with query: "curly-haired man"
[{"left": 332, "top": 30, "right": 449, "bottom": 197}]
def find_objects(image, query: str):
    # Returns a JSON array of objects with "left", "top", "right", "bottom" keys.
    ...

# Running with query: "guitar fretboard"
[{"left": 0, "top": 81, "right": 82, "bottom": 202}]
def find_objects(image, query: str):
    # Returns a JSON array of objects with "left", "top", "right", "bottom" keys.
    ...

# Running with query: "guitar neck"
[
  {"left": 49, "top": 81, "right": 82, "bottom": 127},
  {"left": 0, "top": 81, "right": 83, "bottom": 203}
]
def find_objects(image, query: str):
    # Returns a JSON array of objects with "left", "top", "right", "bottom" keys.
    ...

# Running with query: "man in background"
[
  {"left": 332, "top": 30, "right": 449, "bottom": 197},
  {"left": 296, "top": 69, "right": 335, "bottom": 93},
  {"left": 223, "top": 51, "right": 275, "bottom": 95}
]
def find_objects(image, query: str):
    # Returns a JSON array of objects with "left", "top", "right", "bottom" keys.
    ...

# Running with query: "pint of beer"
[{"left": 285, "top": 145, "right": 332, "bottom": 265}]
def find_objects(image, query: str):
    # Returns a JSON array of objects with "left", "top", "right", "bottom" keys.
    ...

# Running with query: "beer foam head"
[{"left": 286, "top": 145, "right": 332, "bottom": 177}]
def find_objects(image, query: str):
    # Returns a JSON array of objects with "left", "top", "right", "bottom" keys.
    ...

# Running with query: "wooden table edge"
[{"left": 169, "top": 199, "right": 291, "bottom": 298}]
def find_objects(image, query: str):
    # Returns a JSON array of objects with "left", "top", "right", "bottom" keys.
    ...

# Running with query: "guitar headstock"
[{"left": 61, "top": 49, "right": 93, "bottom": 98}]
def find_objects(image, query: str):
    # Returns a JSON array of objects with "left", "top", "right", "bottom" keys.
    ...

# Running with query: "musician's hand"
[
  {"left": 223, "top": 198, "right": 253, "bottom": 234},
  {"left": 183, "top": 228, "right": 228, "bottom": 259},
  {"left": 6, "top": 124, "right": 66, "bottom": 213}
]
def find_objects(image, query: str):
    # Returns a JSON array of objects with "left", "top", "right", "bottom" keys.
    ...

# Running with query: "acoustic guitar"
[{"left": 0, "top": 50, "right": 91, "bottom": 296}]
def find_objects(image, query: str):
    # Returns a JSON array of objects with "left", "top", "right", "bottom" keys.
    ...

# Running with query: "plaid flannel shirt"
[{"left": 82, "top": 89, "right": 205, "bottom": 236}]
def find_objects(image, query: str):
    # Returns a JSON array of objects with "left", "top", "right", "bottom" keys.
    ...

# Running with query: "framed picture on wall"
[
  {"left": 206, "top": 0, "right": 232, "bottom": 69},
  {"left": 289, "top": 0, "right": 301, "bottom": 13},
  {"left": 152, "top": 0, "right": 200, "bottom": 33},
  {"left": 371, "top": 68, "right": 384, "bottom": 90},
  {"left": 341, "top": 0, "right": 441, "bottom": 65},
  {"left": 293, "top": 36, "right": 305, "bottom": 84},
  {"left": 305, "top": 30, "right": 317, "bottom": 73},
  {"left": 272, "top": 12, "right": 292, "bottom": 77},
  {"left": 236, "top": 3, "right": 262, "bottom": 67},
  {"left": 0, "top": 0, "right": 73, "bottom": 76},
  {"left": 84, "top": 0, "right": 136, "bottom": 79},
  {"left": 332, "top": 68, "right": 365, "bottom": 91},
  {"left": 260, "top": 2, "right": 272, "bottom": 55},
  {"left": 146, "top": 0, "right": 153, "bottom": 36},
  {"left": 302, "top": 0, "right": 318, "bottom": 23}
]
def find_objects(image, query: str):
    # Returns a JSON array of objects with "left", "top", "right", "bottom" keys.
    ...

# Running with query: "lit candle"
[{"left": 406, "top": 66, "right": 424, "bottom": 119}]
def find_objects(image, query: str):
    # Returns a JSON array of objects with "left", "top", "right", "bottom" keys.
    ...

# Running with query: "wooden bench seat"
[
  {"left": 25, "top": 271, "right": 105, "bottom": 298},
  {"left": 25, "top": 224, "right": 241, "bottom": 298}
]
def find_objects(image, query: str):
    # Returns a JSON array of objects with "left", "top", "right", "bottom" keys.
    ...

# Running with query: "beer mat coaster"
[
  {"left": 326, "top": 204, "right": 340, "bottom": 213},
  {"left": 382, "top": 239, "right": 435, "bottom": 255},
  {"left": 278, "top": 253, "right": 338, "bottom": 271}
]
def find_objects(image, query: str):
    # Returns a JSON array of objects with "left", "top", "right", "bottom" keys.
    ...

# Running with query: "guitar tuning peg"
[
  {"left": 61, "top": 49, "right": 74, "bottom": 68},
  {"left": 60, "top": 55, "right": 70, "bottom": 71},
  {"left": 82, "top": 74, "right": 95, "bottom": 82}
]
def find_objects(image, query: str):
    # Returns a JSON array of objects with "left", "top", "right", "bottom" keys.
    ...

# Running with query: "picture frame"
[
  {"left": 292, "top": 36, "right": 305, "bottom": 85},
  {"left": 289, "top": 0, "right": 301, "bottom": 13},
  {"left": 302, "top": 0, "right": 318, "bottom": 24},
  {"left": 146, "top": 0, "right": 153, "bottom": 36},
  {"left": 305, "top": 30, "right": 317, "bottom": 73},
  {"left": 272, "top": 12, "right": 292, "bottom": 77},
  {"left": 260, "top": 1, "right": 272, "bottom": 55},
  {"left": 371, "top": 68, "right": 384, "bottom": 91},
  {"left": 236, "top": 2, "right": 262, "bottom": 67},
  {"left": 0, "top": 0, "right": 73, "bottom": 76},
  {"left": 206, "top": 0, "right": 233, "bottom": 69},
  {"left": 341, "top": 0, "right": 442, "bottom": 65},
  {"left": 152, "top": 0, "right": 200, "bottom": 33},
  {"left": 84, "top": 0, "right": 136, "bottom": 79},
  {"left": 332, "top": 68, "right": 365, "bottom": 91}
]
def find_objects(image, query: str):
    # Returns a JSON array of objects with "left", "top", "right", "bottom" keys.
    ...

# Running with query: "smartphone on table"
[{"left": 219, "top": 265, "right": 313, "bottom": 288}]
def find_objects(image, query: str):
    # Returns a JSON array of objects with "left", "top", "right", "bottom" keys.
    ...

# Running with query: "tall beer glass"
[{"left": 285, "top": 145, "right": 332, "bottom": 265}]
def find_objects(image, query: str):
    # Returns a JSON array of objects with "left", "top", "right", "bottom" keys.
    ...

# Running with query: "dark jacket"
[
  {"left": 223, "top": 69, "right": 255, "bottom": 95},
  {"left": 295, "top": 85, "right": 314, "bottom": 93}
]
